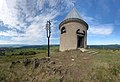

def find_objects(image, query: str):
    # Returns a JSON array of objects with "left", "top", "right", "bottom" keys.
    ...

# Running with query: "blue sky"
[{"left": 0, "top": 0, "right": 120, "bottom": 45}]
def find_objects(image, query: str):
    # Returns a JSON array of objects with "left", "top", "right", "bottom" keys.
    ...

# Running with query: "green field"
[{"left": 0, "top": 46, "right": 120, "bottom": 82}]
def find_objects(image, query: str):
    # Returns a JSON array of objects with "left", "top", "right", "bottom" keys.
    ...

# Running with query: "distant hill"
[
  {"left": 0, "top": 44, "right": 59, "bottom": 48},
  {"left": 0, "top": 44, "right": 120, "bottom": 49},
  {"left": 87, "top": 44, "right": 120, "bottom": 49},
  {"left": 0, "top": 44, "right": 28, "bottom": 48}
]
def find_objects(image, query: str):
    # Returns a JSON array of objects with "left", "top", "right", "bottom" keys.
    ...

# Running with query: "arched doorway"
[{"left": 76, "top": 29, "right": 85, "bottom": 48}]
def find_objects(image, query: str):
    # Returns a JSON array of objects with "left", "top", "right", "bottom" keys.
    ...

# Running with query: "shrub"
[
  {"left": 24, "top": 51, "right": 36, "bottom": 55},
  {"left": 19, "top": 51, "right": 36, "bottom": 55},
  {"left": 0, "top": 52, "right": 5, "bottom": 56}
]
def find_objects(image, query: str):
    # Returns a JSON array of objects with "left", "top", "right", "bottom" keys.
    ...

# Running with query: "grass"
[
  {"left": 0, "top": 47, "right": 120, "bottom": 82},
  {"left": 89, "top": 49, "right": 120, "bottom": 82}
]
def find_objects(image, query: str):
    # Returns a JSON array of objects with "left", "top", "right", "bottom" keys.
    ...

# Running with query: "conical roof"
[
  {"left": 64, "top": 7, "right": 83, "bottom": 20},
  {"left": 59, "top": 7, "right": 88, "bottom": 30}
]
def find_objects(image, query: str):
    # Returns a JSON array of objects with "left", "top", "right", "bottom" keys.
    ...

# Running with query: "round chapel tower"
[{"left": 59, "top": 7, "right": 88, "bottom": 51}]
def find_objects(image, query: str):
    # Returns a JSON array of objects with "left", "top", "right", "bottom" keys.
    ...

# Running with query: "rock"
[
  {"left": 71, "top": 59, "right": 75, "bottom": 61},
  {"left": 65, "top": 69, "right": 68, "bottom": 75},
  {"left": 46, "top": 57, "right": 51, "bottom": 60},
  {"left": 9, "top": 64, "right": 13, "bottom": 68},
  {"left": 59, "top": 76, "right": 64, "bottom": 82},
  {"left": 16, "top": 60, "right": 20, "bottom": 63},
  {"left": 49, "top": 61, "right": 55, "bottom": 64},
  {"left": 40, "top": 57, "right": 50, "bottom": 63},
  {"left": 47, "top": 65, "right": 51, "bottom": 68},
  {"left": 53, "top": 65, "right": 62, "bottom": 75},
  {"left": 23, "top": 58, "right": 31, "bottom": 66},
  {"left": 83, "top": 57, "right": 89, "bottom": 60},
  {"left": 10, "top": 61, "right": 16, "bottom": 68},
  {"left": 32, "top": 58, "right": 40, "bottom": 69},
  {"left": 11, "top": 61, "right": 16, "bottom": 65},
  {"left": 79, "top": 48, "right": 87, "bottom": 52},
  {"left": 9, "top": 60, "right": 21, "bottom": 68}
]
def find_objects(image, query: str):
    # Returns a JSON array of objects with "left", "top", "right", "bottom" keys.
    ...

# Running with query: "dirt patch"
[{"left": 2, "top": 50, "right": 97, "bottom": 82}]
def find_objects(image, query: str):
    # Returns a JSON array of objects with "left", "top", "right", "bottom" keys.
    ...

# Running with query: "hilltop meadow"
[{"left": 0, "top": 45, "right": 120, "bottom": 82}]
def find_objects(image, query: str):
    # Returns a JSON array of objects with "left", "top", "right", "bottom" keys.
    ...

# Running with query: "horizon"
[
  {"left": 0, "top": 0, "right": 120, "bottom": 45},
  {"left": 0, "top": 44, "right": 120, "bottom": 46},
  {"left": 0, "top": 44, "right": 120, "bottom": 49}
]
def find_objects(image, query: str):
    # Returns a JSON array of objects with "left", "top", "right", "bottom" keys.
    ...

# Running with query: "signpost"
[{"left": 46, "top": 20, "right": 51, "bottom": 57}]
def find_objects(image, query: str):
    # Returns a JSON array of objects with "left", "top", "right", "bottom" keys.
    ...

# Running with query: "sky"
[{"left": 0, "top": 0, "right": 120, "bottom": 45}]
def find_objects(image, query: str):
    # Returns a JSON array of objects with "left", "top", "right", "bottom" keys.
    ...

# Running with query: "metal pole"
[
  {"left": 46, "top": 20, "right": 51, "bottom": 57},
  {"left": 48, "top": 36, "right": 50, "bottom": 57}
]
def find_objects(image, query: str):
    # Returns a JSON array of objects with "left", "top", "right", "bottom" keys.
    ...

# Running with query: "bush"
[
  {"left": 0, "top": 52, "right": 5, "bottom": 56},
  {"left": 19, "top": 51, "right": 36, "bottom": 55}
]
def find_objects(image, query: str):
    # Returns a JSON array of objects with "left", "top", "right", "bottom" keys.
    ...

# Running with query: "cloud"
[
  {"left": 0, "top": 0, "right": 75, "bottom": 44},
  {"left": 88, "top": 24, "right": 113, "bottom": 35},
  {"left": 81, "top": 14, "right": 114, "bottom": 36},
  {"left": 0, "top": 30, "right": 22, "bottom": 37},
  {"left": 0, "top": 0, "right": 19, "bottom": 29}
]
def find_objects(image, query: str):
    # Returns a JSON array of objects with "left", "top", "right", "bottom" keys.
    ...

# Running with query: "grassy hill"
[
  {"left": 0, "top": 46, "right": 120, "bottom": 82},
  {"left": 88, "top": 44, "right": 120, "bottom": 49}
]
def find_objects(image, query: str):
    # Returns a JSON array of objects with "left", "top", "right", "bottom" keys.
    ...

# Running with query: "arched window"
[
  {"left": 76, "top": 29, "right": 85, "bottom": 35},
  {"left": 61, "top": 27, "right": 66, "bottom": 34},
  {"left": 83, "top": 30, "right": 85, "bottom": 35},
  {"left": 76, "top": 29, "right": 80, "bottom": 34}
]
